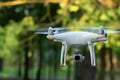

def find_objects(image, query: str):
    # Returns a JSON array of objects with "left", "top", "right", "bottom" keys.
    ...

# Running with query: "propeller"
[
  {"left": 35, "top": 32, "right": 48, "bottom": 34},
  {"left": 72, "top": 26, "right": 119, "bottom": 31},
  {"left": 34, "top": 27, "right": 66, "bottom": 31},
  {"left": 33, "top": 26, "right": 120, "bottom": 35},
  {"left": 34, "top": 27, "right": 67, "bottom": 35},
  {"left": 77, "top": 26, "right": 120, "bottom": 34},
  {"left": 106, "top": 30, "right": 120, "bottom": 34}
]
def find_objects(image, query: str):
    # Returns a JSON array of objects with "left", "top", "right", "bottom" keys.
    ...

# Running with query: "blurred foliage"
[
  {"left": 55, "top": 0, "right": 120, "bottom": 53},
  {"left": 0, "top": 0, "right": 120, "bottom": 72},
  {"left": 56, "top": 0, "right": 120, "bottom": 26},
  {"left": 0, "top": 16, "right": 35, "bottom": 61}
]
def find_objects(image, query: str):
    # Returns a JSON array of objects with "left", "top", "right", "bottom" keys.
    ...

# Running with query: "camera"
[{"left": 70, "top": 54, "right": 85, "bottom": 62}]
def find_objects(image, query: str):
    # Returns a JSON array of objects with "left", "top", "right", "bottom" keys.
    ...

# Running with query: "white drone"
[{"left": 35, "top": 26, "right": 120, "bottom": 66}]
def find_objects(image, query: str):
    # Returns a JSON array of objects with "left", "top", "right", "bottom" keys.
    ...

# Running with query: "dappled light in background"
[{"left": 0, "top": 0, "right": 120, "bottom": 80}]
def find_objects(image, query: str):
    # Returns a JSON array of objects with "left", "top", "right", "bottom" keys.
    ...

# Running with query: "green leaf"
[{"left": 68, "top": 5, "right": 79, "bottom": 12}]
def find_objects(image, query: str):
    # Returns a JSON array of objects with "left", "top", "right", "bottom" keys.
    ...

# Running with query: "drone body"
[
  {"left": 48, "top": 31, "right": 104, "bottom": 47},
  {"left": 35, "top": 27, "right": 119, "bottom": 67},
  {"left": 46, "top": 30, "right": 107, "bottom": 66}
]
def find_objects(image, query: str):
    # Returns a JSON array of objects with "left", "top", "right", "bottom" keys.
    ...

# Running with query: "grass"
[{"left": 0, "top": 65, "right": 120, "bottom": 80}]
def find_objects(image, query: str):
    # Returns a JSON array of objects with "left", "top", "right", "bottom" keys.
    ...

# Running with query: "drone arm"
[{"left": 88, "top": 41, "right": 96, "bottom": 66}]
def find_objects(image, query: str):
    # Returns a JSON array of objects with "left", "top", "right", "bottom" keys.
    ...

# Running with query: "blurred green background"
[{"left": 0, "top": 0, "right": 120, "bottom": 80}]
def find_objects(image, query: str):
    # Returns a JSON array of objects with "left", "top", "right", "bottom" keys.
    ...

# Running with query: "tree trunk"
[
  {"left": 0, "top": 57, "right": 3, "bottom": 72},
  {"left": 74, "top": 62, "right": 82, "bottom": 80},
  {"left": 108, "top": 48, "right": 114, "bottom": 80},
  {"left": 18, "top": 52, "right": 22, "bottom": 78},
  {"left": 66, "top": 48, "right": 72, "bottom": 80},
  {"left": 23, "top": 41, "right": 29, "bottom": 80},
  {"left": 36, "top": 40, "right": 43, "bottom": 80},
  {"left": 53, "top": 46, "right": 59, "bottom": 80},
  {"left": 83, "top": 66, "right": 97, "bottom": 80},
  {"left": 98, "top": 44, "right": 106, "bottom": 80},
  {"left": 66, "top": 63, "right": 71, "bottom": 80},
  {"left": 83, "top": 47, "right": 96, "bottom": 80},
  {"left": 47, "top": 49, "right": 54, "bottom": 80}
]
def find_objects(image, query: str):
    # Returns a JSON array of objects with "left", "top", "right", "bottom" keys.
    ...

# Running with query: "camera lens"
[{"left": 75, "top": 55, "right": 80, "bottom": 61}]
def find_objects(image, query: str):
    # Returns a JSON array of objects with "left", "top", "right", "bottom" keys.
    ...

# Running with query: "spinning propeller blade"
[
  {"left": 35, "top": 32, "right": 48, "bottom": 34},
  {"left": 34, "top": 27, "right": 67, "bottom": 31},
  {"left": 106, "top": 30, "right": 120, "bottom": 34},
  {"left": 76, "top": 26, "right": 120, "bottom": 34},
  {"left": 33, "top": 26, "right": 120, "bottom": 35},
  {"left": 34, "top": 27, "right": 67, "bottom": 35}
]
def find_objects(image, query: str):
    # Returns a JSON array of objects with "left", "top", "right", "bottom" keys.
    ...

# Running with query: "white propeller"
[
  {"left": 35, "top": 32, "right": 48, "bottom": 34},
  {"left": 34, "top": 26, "right": 120, "bottom": 35},
  {"left": 106, "top": 30, "right": 120, "bottom": 34},
  {"left": 34, "top": 27, "right": 67, "bottom": 35}
]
